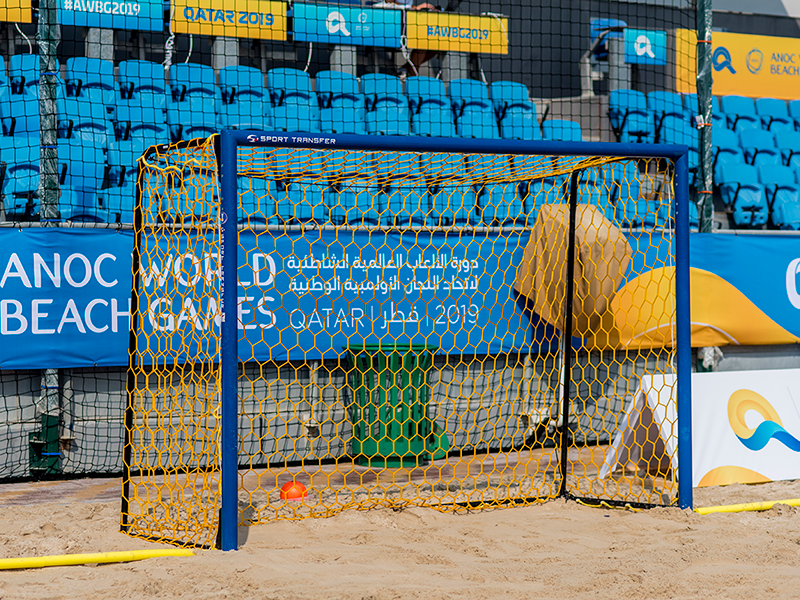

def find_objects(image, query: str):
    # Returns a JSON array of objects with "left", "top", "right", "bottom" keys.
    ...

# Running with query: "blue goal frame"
[{"left": 217, "top": 130, "right": 692, "bottom": 551}]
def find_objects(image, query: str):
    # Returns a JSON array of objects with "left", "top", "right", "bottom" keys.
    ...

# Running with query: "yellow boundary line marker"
[
  {"left": 0, "top": 548, "right": 194, "bottom": 571},
  {"left": 695, "top": 498, "right": 800, "bottom": 515}
]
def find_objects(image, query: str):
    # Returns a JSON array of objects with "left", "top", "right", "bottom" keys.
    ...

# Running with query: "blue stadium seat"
[
  {"left": 0, "top": 56, "right": 8, "bottom": 104},
  {"left": 169, "top": 63, "right": 220, "bottom": 105},
  {"left": 411, "top": 107, "right": 455, "bottom": 137},
  {"left": 755, "top": 98, "right": 793, "bottom": 132},
  {"left": 775, "top": 130, "right": 800, "bottom": 169},
  {"left": 106, "top": 140, "right": 146, "bottom": 188},
  {"left": 113, "top": 101, "right": 169, "bottom": 145},
  {"left": 370, "top": 151, "right": 423, "bottom": 186},
  {"left": 466, "top": 154, "right": 513, "bottom": 182},
  {"left": 772, "top": 190, "right": 800, "bottom": 230},
  {"left": 166, "top": 97, "right": 219, "bottom": 141},
  {"left": 448, "top": 79, "right": 491, "bottom": 117},
  {"left": 789, "top": 100, "right": 800, "bottom": 131},
  {"left": 739, "top": 129, "right": 780, "bottom": 168},
  {"left": 425, "top": 152, "right": 473, "bottom": 226},
  {"left": 612, "top": 162, "right": 647, "bottom": 228},
  {"left": 65, "top": 57, "right": 117, "bottom": 108},
  {"left": 267, "top": 68, "right": 315, "bottom": 107},
  {"left": 57, "top": 97, "right": 113, "bottom": 149},
  {"left": 720, "top": 95, "right": 759, "bottom": 133},
  {"left": 118, "top": 60, "right": 168, "bottom": 109},
  {"left": 315, "top": 70, "right": 363, "bottom": 109},
  {"left": 660, "top": 117, "right": 699, "bottom": 173},
  {"left": 9, "top": 54, "right": 58, "bottom": 96},
  {"left": 712, "top": 124, "right": 744, "bottom": 178},
  {"left": 382, "top": 185, "right": 429, "bottom": 226},
  {"left": 276, "top": 180, "right": 327, "bottom": 223},
  {"left": 58, "top": 141, "right": 105, "bottom": 208},
  {"left": 166, "top": 173, "right": 217, "bottom": 221},
  {"left": 406, "top": 76, "right": 448, "bottom": 114},
  {"left": 590, "top": 18, "right": 626, "bottom": 61},
  {"left": 272, "top": 104, "right": 320, "bottom": 133},
  {"left": 500, "top": 111, "right": 540, "bottom": 141},
  {"left": 648, "top": 91, "right": 685, "bottom": 142},
  {"left": 219, "top": 65, "right": 267, "bottom": 104},
  {"left": 456, "top": 109, "right": 499, "bottom": 139},
  {"left": 361, "top": 73, "right": 405, "bottom": 111},
  {"left": 578, "top": 168, "right": 616, "bottom": 220},
  {"left": 272, "top": 148, "right": 326, "bottom": 179},
  {"left": 542, "top": 119, "right": 582, "bottom": 142},
  {"left": 490, "top": 81, "right": 534, "bottom": 119},
  {"left": 1, "top": 95, "right": 39, "bottom": 137},
  {"left": 717, "top": 162, "right": 769, "bottom": 227},
  {"left": 319, "top": 106, "right": 366, "bottom": 134},
  {"left": 472, "top": 183, "right": 522, "bottom": 226},
  {"left": 366, "top": 106, "right": 410, "bottom": 136},
  {"left": 326, "top": 149, "right": 370, "bottom": 180},
  {"left": 219, "top": 99, "right": 272, "bottom": 130},
  {"left": 1, "top": 141, "right": 39, "bottom": 219},
  {"left": 608, "top": 90, "right": 654, "bottom": 143},
  {"left": 682, "top": 94, "right": 724, "bottom": 125},
  {"left": 96, "top": 186, "right": 134, "bottom": 224},
  {"left": 424, "top": 152, "right": 468, "bottom": 188},
  {"left": 328, "top": 181, "right": 382, "bottom": 225},
  {"left": 758, "top": 164, "right": 797, "bottom": 206},
  {"left": 239, "top": 178, "right": 277, "bottom": 223}
]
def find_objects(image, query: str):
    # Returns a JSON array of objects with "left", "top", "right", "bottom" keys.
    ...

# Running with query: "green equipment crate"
[{"left": 345, "top": 344, "right": 449, "bottom": 468}]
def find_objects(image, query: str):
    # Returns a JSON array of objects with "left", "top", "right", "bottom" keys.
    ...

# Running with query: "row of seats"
[{"left": 716, "top": 161, "right": 800, "bottom": 229}]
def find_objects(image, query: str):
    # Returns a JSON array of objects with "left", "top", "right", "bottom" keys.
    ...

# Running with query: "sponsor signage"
[
  {"left": 293, "top": 3, "right": 401, "bottom": 48},
  {"left": 406, "top": 11, "right": 508, "bottom": 55},
  {"left": 60, "top": 0, "right": 162, "bottom": 31},
  {"left": 624, "top": 28, "right": 666, "bottom": 65},
  {"left": 172, "top": 0, "right": 286, "bottom": 40},
  {"left": 0, "top": 0, "right": 32, "bottom": 23},
  {"left": 676, "top": 29, "right": 800, "bottom": 99}
]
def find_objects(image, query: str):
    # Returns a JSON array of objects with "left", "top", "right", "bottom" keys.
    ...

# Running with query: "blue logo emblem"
[
  {"left": 713, "top": 47, "right": 737, "bottom": 74},
  {"left": 746, "top": 48, "right": 763, "bottom": 74},
  {"left": 623, "top": 29, "right": 666, "bottom": 65},
  {"left": 293, "top": 3, "right": 401, "bottom": 48}
]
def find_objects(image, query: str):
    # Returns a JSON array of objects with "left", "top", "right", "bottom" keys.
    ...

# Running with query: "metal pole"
[
  {"left": 675, "top": 151, "right": 693, "bottom": 510},
  {"left": 37, "top": 0, "right": 60, "bottom": 223},
  {"left": 218, "top": 131, "right": 239, "bottom": 551},
  {"left": 696, "top": 0, "right": 713, "bottom": 233},
  {"left": 557, "top": 172, "right": 579, "bottom": 498}
]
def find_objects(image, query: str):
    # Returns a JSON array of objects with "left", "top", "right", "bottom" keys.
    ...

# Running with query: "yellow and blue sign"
[
  {"left": 676, "top": 29, "right": 800, "bottom": 99},
  {"left": 624, "top": 28, "right": 666, "bottom": 66},
  {"left": 60, "top": 0, "right": 162, "bottom": 31},
  {"left": 0, "top": 1, "right": 32, "bottom": 22},
  {"left": 406, "top": 11, "right": 508, "bottom": 55},
  {"left": 172, "top": 0, "right": 286, "bottom": 40},
  {"left": 293, "top": 3, "right": 401, "bottom": 48}
]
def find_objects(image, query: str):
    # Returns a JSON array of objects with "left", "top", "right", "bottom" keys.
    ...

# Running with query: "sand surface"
[{"left": 2, "top": 477, "right": 800, "bottom": 599}]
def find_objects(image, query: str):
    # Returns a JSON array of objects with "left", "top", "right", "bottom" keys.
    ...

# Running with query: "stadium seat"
[
  {"left": 272, "top": 148, "right": 326, "bottom": 179},
  {"left": 267, "top": 68, "right": 315, "bottom": 107},
  {"left": 500, "top": 111, "right": 541, "bottom": 141},
  {"left": 315, "top": 70, "right": 363, "bottom": 109},
  {"left": 96, "top": 186, "right": 135, "bottom": 224},
  {"left": 9, "top": 54, "right": 58, "bottom": 96},
  {"left": 456, "top": 109, "right": 499, "bottom": 139},
  {"left": 755, "top": 98, "right": 793, "bottom": 132},
  {"left": 425, "top": 152, "right": 473, "bottom": 226},
  {"left": 370, "top": 151, "right": 423, "bottom": 186},
  {"left": 612, "top": 162, "right": 647, "bottom": 228},
  {"left": 118, "top": 60, "right": 168, "bottom": 109},
  {"left": 169, "top": 63, "right": 220, "bottom": 105},
  {"left": 578, "top": 168, "right": 616, "bottom": 219},
  {"left": 449, "top": 79, "right": 492, "bottom": 117},
  {"left": 466, "top": 154, "right": 513, "bottom": 182},
  {"left": 1, "top": 94, "right": 40, "bottom": 137},
  {"left": 406, "top": 76, "right": 448, "bottom": 114},
  {"left": 717, "top": 162, "right": 769, "bottom": 227},
  {"left": 272, "top": 104, "right": 320, "bottom": 133},
  {"left": 739, "top": 129, "right": 780, "bottom": 168},
  {"left": 411, "top": 107, "right": 456, "bottom": 137},
  {"left": 472, "top": 183, "right": 523, "bottom": 226},
  {"left": 57, "top": 97, "right": 113, "bottom": 149},
  {"left": 360, "top": 73, "right": 405, "bottom": 111},
  {"left": 382, "top": 185, "right": 429, "bottom": 226},
  {"left": 772, "top": 191, "right": 800, "bottom": 230},
  {"left": 65, "top": 57, "right": 118, "bottom": 109},
  {"left": 113, "top": 101, "right": 169, "bottom": 145},
  {"left": 366, "top": 106, "right": 410, "bottom": 136},
  {"left": 660, "top": 116, "right": 699, "bottom": 172},
  {"left": 0, "top": 56, "right": 8, "bottom": 104},
  {"left": 58, "top": 141, "right": 105, "bottom": 207},
  {"left": 166, "top": 97, "right": 219, "bottom": 141},
  {"left": 775, "top": 130, "right": 800, "bottom": 169},
  {"left": 219, "top": 99, "right": 272, "bottom": 131},
  {"left": 328, "top": 181, "right": 383, "bottom": 225},
  {"left": 682, "top": 94, "right": 724, "bottom": 125},
  {"left": 788, "top": 100, "right": 800, "bottom": 131},
  {"left": 758, "top": 165, "right": 797, "bottom": 212},
  {"left": 590, "top": 18, "right": 626, "bottom": 61},
  {"left": 326, "top": 149, "right": 370, "bottom": 180},
  {"left": 239, "top": 177, "right": 277, "bottom": 223},
  {"left": 276, "top": 180, "right": 327, "bottom": 223},
  {"left": 319, "top": 106, "right": 366, "bottom": 134},
  {"left": 720, "top": 95, "right": 759, "bottom": 132},
  {"left": 219, "top": 65, "right": 268, "bottom": 104},
  {"left": 712, "top": 124, "right": 745, "bottom": 178},
  {"left": 490, "top": 81, "right": 534, "bottom": 119},
  {"left": 648, "top": 91, "right": 685, "bottom": 142},
  {"left": 542, "top": 119, "right": 582, "bottom": 142},
  {"left": 0, "top": 141, "right": 39, "bottom": 219},
  {"left": 608, "top": 90, "right": 654, "bottom": 143},
  {"left": 106, "top": 140, "right": 147, "bottom": 188}
]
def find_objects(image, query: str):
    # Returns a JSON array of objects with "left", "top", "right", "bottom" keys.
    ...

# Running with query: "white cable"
[
  {"left": 163, "top": 1, "right": 175, "bottom": 72},
  {"left": 303, "top": 43, "right": 313, "bottom": 73},
  {"left": 185, "top": 35, "right": 193, "bottom": 63},
  {"left": 15, "top": 23, "right": 33, "bottom": 54},
  {"left": 399, "top": 9, "right": 418, "bottom": 76}
]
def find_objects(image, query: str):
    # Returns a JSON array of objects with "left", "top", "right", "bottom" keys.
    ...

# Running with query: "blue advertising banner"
[
  {"left": 293, "top": 2, "right": 402, "bottom": 47},
  {"left": 624, "top": 28, "right": 667, "bottom": 66},
  {"left": 59, "top": 0, "right": 163, "bottom": 31},
  {"left": 137, "top": 229, "right": 534, "bottom": 365}
]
